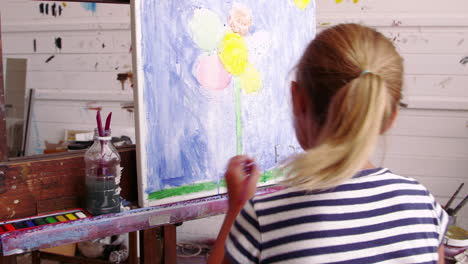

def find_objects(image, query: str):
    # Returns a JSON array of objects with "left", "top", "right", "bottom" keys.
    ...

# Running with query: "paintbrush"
[
  {"left": 104, "top": 112, "right": 112, "bottom": 133},
  {"left": 448, "top": 195, "right": 468, "bottom": 217},
  {"left": 243, "top": 161, "right": 256, "bottom": 177},
  {"left": 96, "top": 110, "right": 104, "bottom": 137},
  {"left": 96, "top": 111, "right": 104, "bottom": 176},
  {"left": 445, "top": 183, "right": 464, "bottom": 209}
]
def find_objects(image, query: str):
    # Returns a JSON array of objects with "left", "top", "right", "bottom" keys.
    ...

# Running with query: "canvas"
[{"left": 133, "top": 0, "right": 316, "bottom": 207}]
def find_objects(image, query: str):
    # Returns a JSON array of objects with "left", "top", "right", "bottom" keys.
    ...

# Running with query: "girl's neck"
[{"left": 362, "top": 160, "right": 376, "bottom": 171}]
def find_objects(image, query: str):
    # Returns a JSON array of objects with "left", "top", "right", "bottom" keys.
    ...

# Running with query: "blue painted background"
[{"left": 139, "top": 0, "right": 316, "bottom": 195}]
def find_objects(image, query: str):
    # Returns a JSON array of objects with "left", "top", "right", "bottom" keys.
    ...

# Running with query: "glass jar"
[{"left": 84, "top": 129, "right": 121, "bottom": 216}]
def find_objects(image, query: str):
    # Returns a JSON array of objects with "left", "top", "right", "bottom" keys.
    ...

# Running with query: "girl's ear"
[{"left": 291, "top": 81, "right": 308, "bottom": 117}]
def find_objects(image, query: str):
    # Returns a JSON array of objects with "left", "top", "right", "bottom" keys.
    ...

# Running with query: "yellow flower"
[
  {"left": 240, "top": 63, "right": 262, "bottom": 94},
  {"left": 218, "top": 32, "right": 249, "bottom": 75},
  {"left": 293, "top": 0, "right": 311, "bottom": 10}
]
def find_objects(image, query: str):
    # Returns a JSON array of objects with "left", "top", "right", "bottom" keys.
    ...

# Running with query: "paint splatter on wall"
[
  {"left": 81, "top": 3, "right": 97, "bottom": 13},
  {"left": 460, "top": 56, "right": 468, "bottom": 65},
  {"left": 55, "top": 37, "right": 62, "bottom": 50},
  {"left": 39, "top": 2, "right": 65, "bottom": 17},
  {"left": 136, "top": 0, "right": 316, "bottom": 204}
]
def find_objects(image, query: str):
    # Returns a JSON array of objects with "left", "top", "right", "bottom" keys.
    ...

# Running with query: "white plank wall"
[
  {"left": 1, "top": 0, "right": 467, "bottom": 242},
  {"left": 1, "top": 1, "right": 134, "bottom": 155}
]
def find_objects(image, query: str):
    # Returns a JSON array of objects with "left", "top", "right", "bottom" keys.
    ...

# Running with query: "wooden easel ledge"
[{"left": 0, "top": 186, "right": 282, "bottom": 256}]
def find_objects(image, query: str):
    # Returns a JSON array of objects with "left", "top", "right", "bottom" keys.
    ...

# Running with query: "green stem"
[
  {"left": 148, "top": 170, "right": 281, "bottom": 200},
  {"left": 235, "top": 79, "right": 243, "bottom": 154}
]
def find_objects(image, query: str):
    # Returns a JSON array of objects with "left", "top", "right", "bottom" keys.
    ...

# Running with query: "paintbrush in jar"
[
  {"left": 105, "top": 112, "right": 112, "bottom": 133},
  {"left": 448, "top": 195, "right": 468, "bottom": 217},
  {"left": 445, "top": 183, "right": 464, "bottom": 209}
]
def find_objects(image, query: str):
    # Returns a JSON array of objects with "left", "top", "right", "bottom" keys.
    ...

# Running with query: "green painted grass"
[
  {"left": 148, "top": 169, "right": 284, "bottom": 200},
  {"left": 260, "top": 169, "right": 282, "bottom": 183},
  {"left": 148, "top": 181, "right": 218, "bottom": 200}
]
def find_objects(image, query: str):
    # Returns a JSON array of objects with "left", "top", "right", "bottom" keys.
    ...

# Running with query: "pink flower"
[{"left": 228, "top": 3, "right": 252, "bottom": 36}]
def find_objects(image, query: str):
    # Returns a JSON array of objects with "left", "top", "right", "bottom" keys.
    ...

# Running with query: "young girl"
[{"left": 208, "top": 23, "right": 449, "bottom": 264}]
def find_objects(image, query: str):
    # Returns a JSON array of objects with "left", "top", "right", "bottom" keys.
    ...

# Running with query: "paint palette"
[{"left": 0, "top": 209, "right": 91, "bottom": 234}]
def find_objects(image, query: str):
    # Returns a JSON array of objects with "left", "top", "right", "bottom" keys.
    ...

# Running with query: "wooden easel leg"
[
  {"left": 140, "top": 227, "right": 163, "bottom": 264},
  {"left": 128, "top": 231, "right": 138, "bottom": 264},
  {"left": 163, "top": 225, "right": 177, "bottom": 264},
  {"left": 0, "top": 255, "right": 16, "bottom": 264},
  {"left": 31, "top": 251, "right": 40, "bottom": 264}
]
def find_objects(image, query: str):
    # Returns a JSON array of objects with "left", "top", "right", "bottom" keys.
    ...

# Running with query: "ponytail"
[{"left": 283, "top": 73, "right": 394, "bottom": 191}]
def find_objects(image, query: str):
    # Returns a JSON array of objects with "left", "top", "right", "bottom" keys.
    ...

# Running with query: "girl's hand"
[
  {"left": 224, "top": 155, "right": 261, "bottom": 214},
  {"left": 207, "top": 156, "right": 261, "bottom": 264}
]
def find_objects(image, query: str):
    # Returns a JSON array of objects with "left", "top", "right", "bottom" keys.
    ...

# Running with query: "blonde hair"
[{"left": 283, "top": 24, "right": 403, "bottom": 191}]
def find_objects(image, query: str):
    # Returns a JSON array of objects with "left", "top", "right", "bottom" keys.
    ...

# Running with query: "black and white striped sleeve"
[{"left": 225, "top": 200, "right": 261, "bottom": 264}]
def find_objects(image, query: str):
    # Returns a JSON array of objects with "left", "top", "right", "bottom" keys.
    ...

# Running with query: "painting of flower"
[{"left": 135, "top": 0, "right": 315, "bottom": 206}]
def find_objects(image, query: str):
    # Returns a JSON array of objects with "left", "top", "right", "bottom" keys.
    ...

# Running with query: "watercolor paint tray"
[{"left": 0, "top": 208, "right": 91, "bottom": 234}]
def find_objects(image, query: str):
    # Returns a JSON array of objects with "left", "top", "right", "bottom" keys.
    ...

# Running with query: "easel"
[{"left": 0, "top": 3, "right": 281, "bottom": 263}]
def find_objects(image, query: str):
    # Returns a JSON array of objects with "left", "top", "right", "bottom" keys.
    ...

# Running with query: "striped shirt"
[{"left": 225, "top": 168, "right": 449, "bottom": 264}]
